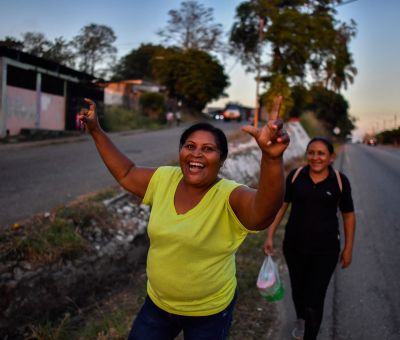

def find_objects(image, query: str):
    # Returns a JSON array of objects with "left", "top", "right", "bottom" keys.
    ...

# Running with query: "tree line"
[{"left": 0, "top": 0, "right": 357, "bottom": 139}]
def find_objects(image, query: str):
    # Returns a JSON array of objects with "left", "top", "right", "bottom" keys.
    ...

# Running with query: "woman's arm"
[
  {"left": 263, "top": 202, "right": 289, "bottom": 255},
  {"left": 229, "top": 96, "right": 289, "bottom": 230},
  {"left": 79, "top": 99, "right": 155, "bottom": 198},
  {"left": 340, "top": 211, "right": 356, "bottom": 268}
]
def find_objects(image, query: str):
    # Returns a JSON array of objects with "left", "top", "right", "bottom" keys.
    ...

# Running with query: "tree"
[
  {"left": 157, "top": 1, "right": 224, "bottom": 53},
  {"left": 1, "top": 32, "right": 75, "bottom": 67},
  {"left": 308, "top": 85, "right": 355, "bottom": 139},
  {"left": 287, "top": 84, "right": 310, "bottom": 118},
  {"left": 230, "top": 1, "right": 357, "bottom": 92},
  {"left": 112, "top": 44, "right": 169, "bottom": 81},
  {"left": 42, "top": 37, "right": 75, "bottom": 68},
  {"left": 73, "top": 23, "right": 117, "bottom": 77},
  {"left": 321, "top": 21, "right": 358, "bottom": 92},
  {"left": 139, "top": 92, "right": 166, "bottom": 121},
  {"left": 154, "top": 49, "right": 229, "bottom": 112},
  {"left": 0, "top": 36, "right": 24, "bottom": 50},
  {"left": 21, "top": 32, "right": 51, "bottom": 56}
]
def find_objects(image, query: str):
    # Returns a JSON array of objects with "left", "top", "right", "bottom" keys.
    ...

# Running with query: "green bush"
[
  {"left": 103, "top": 106, "right": 160, "bottom": 132},
  {"left": 377, "top": 128, "right": 400, "bottom": 145},
  {"left": 139, "top": 93, "right": 166, "bottom": 122}
]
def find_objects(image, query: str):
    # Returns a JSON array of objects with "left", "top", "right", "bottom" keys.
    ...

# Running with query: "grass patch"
[
  {"left": 103, "top": 106, "right": 162, "bottom": 132},
  {"left": 1, "top": 218, "right": 87, "bottom": 265},
  {"left": 29, "top": 315, "right": 73, "bottom": 340},
  {"left": 54, "top": 201, "right": 111, "bottom": 230},
  {"left": 0, "top": 193, "right": 119, "bottom": 265}
]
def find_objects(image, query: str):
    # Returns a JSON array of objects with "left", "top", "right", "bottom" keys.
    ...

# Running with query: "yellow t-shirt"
[{"left": 142, "top": 166, "right": 256, "bottom": 316}]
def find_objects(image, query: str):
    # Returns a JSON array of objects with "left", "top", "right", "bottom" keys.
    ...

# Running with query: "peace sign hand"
[
  {"left": 78, "top": 98, "right": 100, "bottom": 133},
  {"left": 241, "top": 95, "right": 290, "bottom": 159}
]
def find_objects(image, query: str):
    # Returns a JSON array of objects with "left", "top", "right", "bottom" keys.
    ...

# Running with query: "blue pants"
[{"left": 128, "top": 293, "right": 237, "bottom": 340}]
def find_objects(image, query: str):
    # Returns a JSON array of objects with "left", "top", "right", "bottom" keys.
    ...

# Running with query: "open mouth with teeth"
[{"left": 189, "top": 162, "right": 205, "bottom": 171}]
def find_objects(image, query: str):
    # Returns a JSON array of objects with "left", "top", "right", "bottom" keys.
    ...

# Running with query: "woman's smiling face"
[
  {"left": 179, "top": 130, "right": 222, "bottom": 187},
  {"left": 306, "top": 141, "right": 334, "bottom": 173}
]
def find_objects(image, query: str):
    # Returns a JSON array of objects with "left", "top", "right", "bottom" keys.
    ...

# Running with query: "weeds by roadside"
[
  {"left": 103, "top": 106, "right": 162, "bottom": 132},
  {"left": 0, "top": 188, "right": 119, "bottom": 266}
]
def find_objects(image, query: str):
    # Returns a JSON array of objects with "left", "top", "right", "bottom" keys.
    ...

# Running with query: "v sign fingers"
[
  {"left": 269, "top": 95, "right": 283, "bottom": 121},
  {"left": 84, "top": 98, "right": 96, "bottom": 117},
  {"left": 79, "top": 98, "right": 100, "bottom": 133}
]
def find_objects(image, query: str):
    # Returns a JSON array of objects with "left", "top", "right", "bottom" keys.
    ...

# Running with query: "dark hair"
[
  {"left": 179, "top": 122, "right": 228, "bottom": 161},
  {"left": 306, "top": 137, "right": 334, "bottom": 154}
]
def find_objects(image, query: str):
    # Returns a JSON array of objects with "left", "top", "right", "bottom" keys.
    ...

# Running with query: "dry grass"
[{"left": 0, "top": 188, "right": 119, "bottom": 266}]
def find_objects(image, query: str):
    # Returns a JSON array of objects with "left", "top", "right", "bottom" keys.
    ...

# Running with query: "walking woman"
[{"left": 264, "top": 137, "right": 356, "bottom": 340}]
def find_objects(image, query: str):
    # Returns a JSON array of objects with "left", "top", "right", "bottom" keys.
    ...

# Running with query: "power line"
[{"left": 336, "top": 0, "right": 359, "bottom": 7}]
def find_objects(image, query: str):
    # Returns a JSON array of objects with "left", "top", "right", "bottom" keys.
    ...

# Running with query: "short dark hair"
[
  {"left": 307, "top": 137, "right": 334, "bottom": 154},
  {"left": 179, "top": 122, "right": 228, "bottom": 161}
]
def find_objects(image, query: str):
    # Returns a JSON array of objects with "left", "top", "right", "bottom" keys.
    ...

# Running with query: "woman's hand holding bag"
[{"left": 256, "top": 255, "right": 284, "bottom": 301}]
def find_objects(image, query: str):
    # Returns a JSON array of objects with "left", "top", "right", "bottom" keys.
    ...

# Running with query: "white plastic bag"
[{"left": 256, "top": 255, "right": 284, "bottom": 301}]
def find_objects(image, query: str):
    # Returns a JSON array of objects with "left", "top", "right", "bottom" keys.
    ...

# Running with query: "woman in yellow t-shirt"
[{"left": 79, "top": 96, "right": 289, "bottom": 340}]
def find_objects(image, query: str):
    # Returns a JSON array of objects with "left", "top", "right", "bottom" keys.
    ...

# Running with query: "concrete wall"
[
  {"left": 5, "top": 86, "right": 36, "bottom": 135},
  {"left": 39, "top": 93, "right": 65, "bottom": 130},
  {"left": 5, "top": 85, "right": 66, "bottom": 136}
]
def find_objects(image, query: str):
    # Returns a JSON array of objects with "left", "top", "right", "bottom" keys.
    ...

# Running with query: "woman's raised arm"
[
  {"left": 229, "top": 96, "right": 289, "bottom": 230},
  {"left": 79, "top": 98, "right": 155, "bottom": 198}
]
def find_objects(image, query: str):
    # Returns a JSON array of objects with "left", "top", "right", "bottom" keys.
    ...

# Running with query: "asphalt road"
[
  {"left": 0, "top": 120, "right": 243, "bottom": 228},
  {"left": 276, "top": 144, "right": 400, "bottom": 340}
]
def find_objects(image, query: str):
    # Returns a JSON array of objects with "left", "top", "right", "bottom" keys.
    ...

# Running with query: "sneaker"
[{"left": 291, "top": 318, "right": 305, "bottom": 339}]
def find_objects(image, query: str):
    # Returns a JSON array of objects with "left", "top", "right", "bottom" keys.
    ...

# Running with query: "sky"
[{"left": 0, "top": 0, "right": 399, "bottom": 140}]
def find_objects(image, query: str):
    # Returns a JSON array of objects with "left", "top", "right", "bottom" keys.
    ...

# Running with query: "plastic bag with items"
[{"left": 256, "top": 255, "right": 284, "bottom": 301}]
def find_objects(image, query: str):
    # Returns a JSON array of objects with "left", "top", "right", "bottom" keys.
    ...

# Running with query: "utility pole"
[{"left": 253, "top": 16, "right": 264, "bottom": 128}]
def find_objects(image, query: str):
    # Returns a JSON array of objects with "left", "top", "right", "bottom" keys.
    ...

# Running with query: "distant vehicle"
[
  {"left": 223, "top": 104, "right": 242, "bottom": 122},
  {"left": 367, "top": 137, "right": 377, "bottom": 146},
  {"left": 212, "top": 111, "right": 224, "bottom": 120},
  {"left": 206, "top": 109, "right": 224, "bottom": 120}
]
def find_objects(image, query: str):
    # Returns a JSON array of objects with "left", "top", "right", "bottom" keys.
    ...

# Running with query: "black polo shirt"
[{"left": 283, "top": 165, "right": 354, "bottom": 254}]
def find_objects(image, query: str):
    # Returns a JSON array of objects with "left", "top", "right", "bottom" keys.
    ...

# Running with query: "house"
[
  {"left": 0, "top": 46, "right": 104, "bottom": 138},
  {"left": 104, "top": 79, "right": 164, "bottom": 110}
]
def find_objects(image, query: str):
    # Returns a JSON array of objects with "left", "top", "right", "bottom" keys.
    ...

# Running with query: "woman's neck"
[
  {"left": 180, "top": 177, "right": 220, "bottom": 196},
  {"left": 308, "top": 166, "right": 330, "bottom": 183}
]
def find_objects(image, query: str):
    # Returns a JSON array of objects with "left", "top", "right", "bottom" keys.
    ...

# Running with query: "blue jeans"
[{"left": 128, "top": 292, "right": 237, "bottom": 340}]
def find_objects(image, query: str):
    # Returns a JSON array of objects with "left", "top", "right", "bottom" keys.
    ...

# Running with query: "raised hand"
[
  {"left": 78, "top": 98, "right": 100, "bottom": 133},
  {"left": 242, "top": 95, "right": 290, "bottom": 159}
]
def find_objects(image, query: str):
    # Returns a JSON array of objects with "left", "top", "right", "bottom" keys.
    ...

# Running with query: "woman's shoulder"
[
  {"left": 150, "top": 166, "right": 181, "bottom": 185},
  {"left": 287, "top": 165, "right": 307, "bottom": 183},
  {"left": 218, "top": 177, "right": 243, "bottom": 191},
  {"left": 155, "top": 166, "right": 181, "bottom": 176},
  {"left": 337, "top": 170, "right": 351, "bottom": 187}
]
